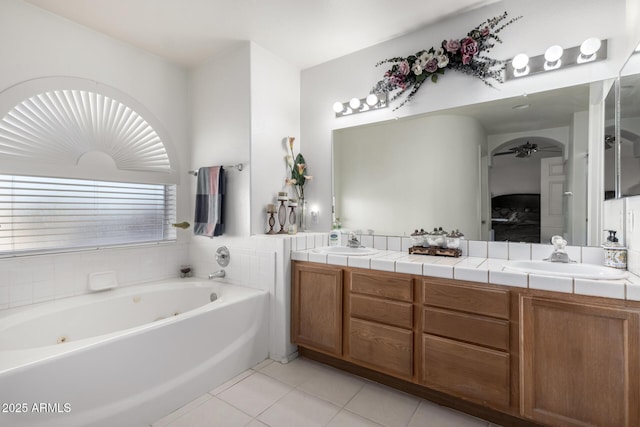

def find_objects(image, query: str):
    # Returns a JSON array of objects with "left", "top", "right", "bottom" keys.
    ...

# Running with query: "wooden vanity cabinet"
[
  {"left": 421, "top": 278, "right": 512, "bottom": 410},
  {"left": 520, "top": 295, "right": 640, "bottom": 427},
  {"left": 291, "top": 261, "right": 640, "bottom": 427},
  {"left": 291, "top": 262, "right": 343, "bottom": 357},
  {"left": 345, "top": 270, "right": 415, "bottom": 380}
]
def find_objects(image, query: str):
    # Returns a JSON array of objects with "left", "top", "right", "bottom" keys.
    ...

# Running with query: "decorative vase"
[{"left": 298, "top": 197, "right": 306, "bottom": 232}]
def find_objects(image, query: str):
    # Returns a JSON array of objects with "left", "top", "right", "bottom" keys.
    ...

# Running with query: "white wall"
[
  {"left": 0, "top": 0, "right": 190, "bottom": 308},
  {"left": 189, "top": 42, "right": 252, "bottom": 238},
  {"left": 249, "top": 43, "right": 301, "bottom": 235},
  {"left": 333, "top": 115, "right": 485, "bottom": 238},
  {"left": 301, "top": 0, "right": 627, "bottom": 233}
]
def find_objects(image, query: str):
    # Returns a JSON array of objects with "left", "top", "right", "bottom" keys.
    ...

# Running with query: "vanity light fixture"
[
  {"left": 544, "top": 45, "right": 563, "bottom": 70},
  {"left": 512, "top": 53, "right": 530, "bottom": 77},
  {"left": 333, "top": 92, "right": 388, "bottom": 117},
  {"left": 506, "top": 38, "right": 607, "bottom": 81},
  {"left": 578, "top": 37, "right": 602, "bottom": 63}
]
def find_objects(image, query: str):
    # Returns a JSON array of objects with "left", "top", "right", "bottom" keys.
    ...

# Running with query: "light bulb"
[
  {"left": 544, "top": 45, "right": 563, "bottom": 63},
  {"left": 512, "top": 53, "right": 529, "bottom": 70},
  {"left": 580, "top": 37, "right": 601, "bottom": 58},
  {"left": 333, "top": 101, "right": 345, "bottom": 114},
  {"left": 349, "top": 97, "right": 361, "bottom": 110},
  {"left": 365, "top": 94, "right": 378, "bottom": 106}
]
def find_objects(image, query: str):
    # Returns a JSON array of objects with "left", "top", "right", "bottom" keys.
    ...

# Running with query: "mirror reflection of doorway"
[{"left": 489, "top": 137, "right": 564, "bottom": 243}]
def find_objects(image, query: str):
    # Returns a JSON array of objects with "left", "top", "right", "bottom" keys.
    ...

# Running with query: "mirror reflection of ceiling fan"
[
  {"left": 493, "top": 141, "right": 562, "bottom": 158},
  {"left": 604, "top": 134, "right": 615, "bottom": 149}
]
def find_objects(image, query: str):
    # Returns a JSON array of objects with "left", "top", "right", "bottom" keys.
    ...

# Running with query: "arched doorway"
[{"left": 489, "top": 137, "right": 564, "bottom": 243}]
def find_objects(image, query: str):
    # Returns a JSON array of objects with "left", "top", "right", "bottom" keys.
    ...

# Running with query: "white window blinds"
[{"left": 0, "top": 175, "right": 176, "bottom": 255}]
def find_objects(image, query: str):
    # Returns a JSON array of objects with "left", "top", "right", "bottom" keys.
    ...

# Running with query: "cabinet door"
[
  {"left": 521, "top": 296, "right": 640, "bottom": 427},
  {"left": 291, "top": 263, "right": 343, "bottom": 356}
]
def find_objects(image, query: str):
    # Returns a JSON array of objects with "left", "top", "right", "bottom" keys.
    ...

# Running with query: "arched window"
[{"left": 0, "top": 78, "right": 179, "bottom": 255}]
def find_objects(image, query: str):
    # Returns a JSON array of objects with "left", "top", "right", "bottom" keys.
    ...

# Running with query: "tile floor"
[{"left": 152, "top": 357, "right": 501, "bottom": 427}]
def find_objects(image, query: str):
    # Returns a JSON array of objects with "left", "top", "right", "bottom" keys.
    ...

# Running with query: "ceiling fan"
[{"left": 493, "top": 141, "right": 562, "bottom": 158}]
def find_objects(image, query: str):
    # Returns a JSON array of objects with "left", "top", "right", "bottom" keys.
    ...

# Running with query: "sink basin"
[
  {"left": 313, "top": 246, "right": 378, "bottom": 256},
  {"left": 503, "top": 260, "right": 628, "bottom": 280}
]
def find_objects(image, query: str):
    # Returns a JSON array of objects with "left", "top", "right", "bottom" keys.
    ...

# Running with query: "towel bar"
[{"left": 189, "top": 163, "right": 244, "bottom": 175}]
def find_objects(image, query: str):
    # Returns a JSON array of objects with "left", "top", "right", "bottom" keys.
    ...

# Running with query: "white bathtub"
[{"left": 0, "top": 279, "right": 269, "bottom": 427}]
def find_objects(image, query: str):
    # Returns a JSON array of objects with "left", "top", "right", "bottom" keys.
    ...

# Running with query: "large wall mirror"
[
  {"left": 333, "top": 83, "right": 595, "bottom": 245},
  {"left": 618, "top": 47, "right": 640, "bottom": 197}
]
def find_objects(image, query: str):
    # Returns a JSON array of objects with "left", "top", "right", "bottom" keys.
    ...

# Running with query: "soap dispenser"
[{"left": 603, "top": 230, "right": 627, "bottom": 270}]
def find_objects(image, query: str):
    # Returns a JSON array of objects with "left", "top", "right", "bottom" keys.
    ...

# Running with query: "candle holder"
[
  {"left": 288, "top": 199, "right": 298, "bottom": 234},
  {"left": 266, "top": 204, "right": 277, "bottom": 234},
  {"left": 277, "top": 192, "right": 288, "bottom": 234}
]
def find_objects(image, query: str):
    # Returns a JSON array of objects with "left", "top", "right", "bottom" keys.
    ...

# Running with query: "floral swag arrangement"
[
  {"left": 371, "top": 11, "right": 521, "bottom": 110},
  {"left": 285, "top": 136, "right": 312, "bottom": 201}
]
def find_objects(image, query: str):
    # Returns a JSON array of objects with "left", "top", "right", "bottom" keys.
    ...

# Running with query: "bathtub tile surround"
[
  {"left": 0, "top": 243, "right": 189, "bottom": 309},
  {"left": 153, "top": 357, "right": 493, "bottom": 427}
]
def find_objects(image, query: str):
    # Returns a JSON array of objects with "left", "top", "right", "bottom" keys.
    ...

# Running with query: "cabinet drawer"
[
  {"left": 351, "top": 294, "right": 413, "bottom": 329},
  {"left": 349, "top": 318, "right": 413, "bottom": 378},
  {"left": 423, "top": 279, "right": 509, "bottom": 319},
  {"left": 423, "top": 307, "right": 509, "bottom": 351},
  {"left": 422, "top": 334, "right": 510, "bottom": 408},
  {"left": 351, "top": 271, "right": 413, "bottom": 302}
]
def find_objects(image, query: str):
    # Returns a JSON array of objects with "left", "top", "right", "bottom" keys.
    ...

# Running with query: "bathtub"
[{"left": 0, "top": 279, "right": 269, "bottom": 427}]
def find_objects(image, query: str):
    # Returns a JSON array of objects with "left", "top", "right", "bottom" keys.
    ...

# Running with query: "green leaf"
[{"left": 431, "top": 74, "right": 438, "bottom": 83}]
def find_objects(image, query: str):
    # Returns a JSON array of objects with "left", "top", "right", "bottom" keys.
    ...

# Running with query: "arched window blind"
[{"left": 0, "top": 81, "right": 179, "bottom": 256}]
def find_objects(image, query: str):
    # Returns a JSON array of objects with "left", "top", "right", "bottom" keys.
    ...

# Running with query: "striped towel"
[{"left": 194, "top": 166, "right": 225, "bottom": 237}]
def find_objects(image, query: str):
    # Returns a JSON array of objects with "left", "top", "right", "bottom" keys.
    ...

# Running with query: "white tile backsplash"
[
  {"left": 468, "top": 240, "right": 488, "bottom": 258},
  {"left": 373, "top": 235, "right": 388, "bottom": 250},
  {"left": 582, "top": 246, "right": 605, "bottom": 265},
  {"left": 531, "top": 243, "right": 553, "bottom": 261},
  {"left": 387, "top": 237, "right": 402, "bottom": 251},
  {"left": 508, "top": 242, "right": 531, "bottom": 260},
  {"left": 487, "top": 241, "right": 508, "bottom": 259},
  {"left": 565, "top": 246, "right": 582, "bottom": 263},
  {"left": 360, "top": 235, "right": 374, "bottom": 248}
]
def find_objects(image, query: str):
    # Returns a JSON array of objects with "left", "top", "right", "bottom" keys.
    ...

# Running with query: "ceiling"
[{"left": 23, "top": 0, "right": 498, "bottom": 70}]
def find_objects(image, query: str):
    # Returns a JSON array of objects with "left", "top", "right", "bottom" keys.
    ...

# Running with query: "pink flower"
[
  {"left": 480, "top": 26, "right": 490, "bottom": 37},
  {"left": 460, "top": 37, "right": 479, "bottom": 64},
  {"left": 424, "top": 58, "right": 438, "bottom": 73},
  {"left": 444, "top": 39, "right": 460, "bottom": 53},
  {"left": 398, "top": 60, "right": 410, "bottom": 75},
  {"left": 460, "top": 37, "right": 479, "bottom": 58}
]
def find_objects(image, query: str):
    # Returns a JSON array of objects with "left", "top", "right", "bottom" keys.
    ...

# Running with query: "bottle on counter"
[{"left": 603, "top": 230, "right": 627, "bottom": 269}]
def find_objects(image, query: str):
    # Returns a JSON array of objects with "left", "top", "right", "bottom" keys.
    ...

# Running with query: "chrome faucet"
[
  {"left": 208, "top": 270, "right": 225, "bottom": 279},
  {"left": 347, "top": 232, "right": 362, "bottom": 248},
  {"left": 544, "top": 235, "right": 575, "bottom": 263}
]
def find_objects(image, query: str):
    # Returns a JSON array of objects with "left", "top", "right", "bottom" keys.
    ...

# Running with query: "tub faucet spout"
[{"left": 208, "top": 270, "right": 225, "bottom": 279}]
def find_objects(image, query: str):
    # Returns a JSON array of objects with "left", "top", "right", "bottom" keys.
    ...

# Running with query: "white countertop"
[{"left": 291, "top": 248, "right": 640, "bottom": 302}]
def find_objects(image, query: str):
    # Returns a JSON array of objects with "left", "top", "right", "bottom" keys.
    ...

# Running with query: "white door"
[{"left": 540, "top": 157, "right": 566, "bottom": 243}]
